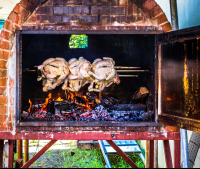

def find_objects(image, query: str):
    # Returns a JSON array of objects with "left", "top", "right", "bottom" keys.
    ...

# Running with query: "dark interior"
[{"left": 21, "top": 34, "right": 155, "bottom": 122}]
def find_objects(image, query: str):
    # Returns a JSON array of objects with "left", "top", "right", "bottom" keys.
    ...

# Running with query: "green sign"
[{"left": 69, "top": 34, "right": 88, "bottom": 48}]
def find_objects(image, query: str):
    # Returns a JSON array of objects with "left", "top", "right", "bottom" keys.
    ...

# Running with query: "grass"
[{"left": 15, "top": 140, "right": 145, "bottom": 168}]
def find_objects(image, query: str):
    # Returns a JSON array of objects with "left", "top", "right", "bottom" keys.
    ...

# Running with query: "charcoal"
[{"left": 108, "top": 104, "right": 146, "bottom": 111}]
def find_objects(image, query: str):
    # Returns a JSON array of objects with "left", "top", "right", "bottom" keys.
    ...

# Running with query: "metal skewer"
[
  {"left": 119, "top": 75, "right": 138, "bottom": 77},
  {"left": 117, "top": 70, "right": 147, "bottom": 72},
  {"left": 115, "top": 66, "right": 141, "bottom": 69}
]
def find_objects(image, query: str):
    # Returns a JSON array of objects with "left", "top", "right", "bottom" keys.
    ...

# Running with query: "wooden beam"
[
  {"left": 24, "top": 140, "right": 29, "bottom": 164},
  {"left": 8, "top": 140, "right": 13, "bottom": 168},
  {"left": 106, "top": 140, "right": 138, "bottom": 168},
  {"left": 22, "top": 140, "right": 57, "bottom": 168},
  {"left": 0, "top": 140, "right": 4, "bottom": 168},
  {"left": 163, "top": 140, "right": 173, "bottom": 168}
]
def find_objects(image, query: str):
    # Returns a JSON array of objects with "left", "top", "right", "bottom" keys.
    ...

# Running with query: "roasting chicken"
[
  {"left": 88, "top": 57, "right": 120, "bottom": 92},
  {"left": 37, "top": 58, "right": 69, "bottom": 92},
  {"left": 38, "top": 57, "right": 120, "bottom": 92},
  {"left": 62, "top": 57, "right": 92, "bottom": 92}
]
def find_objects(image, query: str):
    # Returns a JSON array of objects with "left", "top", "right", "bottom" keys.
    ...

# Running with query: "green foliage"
[
  {"left": 69, "top": 34, "right": 88, "bottom": 48},
  {"left": 109, "top": 153, "right": 145, "bottom": 168}
]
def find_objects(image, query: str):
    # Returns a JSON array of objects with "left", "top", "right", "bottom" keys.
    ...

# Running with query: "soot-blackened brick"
[
  {"left": 127, "top": 16, "right": 136, "bottom": 23},
  {"left": 91, "top": 7, "right": 110, "bottom": 15},
  {"left": 63, "top": 15, "right": 75, "bottom": 23},
  {"left": 111, "top": 7, "right": 126, "bottom": 15},
  {"left": 37, "top": 15, "right": 62, "bottom": 23},
  {"left": 20, "top": 0, "right": 35, "bottom": 12},
  {"left": 54, "top": 6, "right": 74, "bottom": 14},
  {"left": 82, "top": 0, "right": 97, "bottom": 5},
  {"left": 76, "top": 15, "right": 98, "bottom": 23},
  {"left": 35, "top": 6, "right": 53, "bottom": 14},
  {"left": 74, "top": 6, "right": 89, "bottom": 14},
  {"left": 53, "top": 0, "right": 82, "bottom": 5}
]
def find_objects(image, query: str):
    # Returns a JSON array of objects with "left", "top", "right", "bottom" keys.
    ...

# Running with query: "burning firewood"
[{"left": 130, "top": 87, "right": 149, "bottom": 103}]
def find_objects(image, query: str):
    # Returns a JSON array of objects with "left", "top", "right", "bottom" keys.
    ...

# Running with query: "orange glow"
[
  {"left": 42, "top": 93, "right": 52, "bottom": 110},
  {"left": 167, "top": 97, "right": 171, "bottom": 101},
  {"left": 56, "top": 97, "right": 63, "bottom": 101},
  {"left": 27, "top": 99, "right": 32, "bottom": 112},
  {"left": 95, "top": 92, "right": 101, "bottom": 103}
]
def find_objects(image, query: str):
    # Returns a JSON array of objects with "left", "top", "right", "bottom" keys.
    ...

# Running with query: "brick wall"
[{"left": 0, "top": 0, "right": 171, "bottom": 133}]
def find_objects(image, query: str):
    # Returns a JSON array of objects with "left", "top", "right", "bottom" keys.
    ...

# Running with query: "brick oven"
[{"left": 0, "top": 0, "right": 200, "bottom": 136}]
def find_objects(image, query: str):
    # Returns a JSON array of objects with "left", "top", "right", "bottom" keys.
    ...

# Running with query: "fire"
[
  {"left": 27, "top": 99, "right": 32, "bottom": 112},
  {"left": 95, "top": 92, "right": 101, "bottom": 103},
  {"left": 167, "top": 97, "right": 171, "bottom": 101},
  {"left": 42, "top": 93, "right": 52, "bottom": 110},
  {"left": 56, "top": 97, "right": 63, "bottom": 101}
]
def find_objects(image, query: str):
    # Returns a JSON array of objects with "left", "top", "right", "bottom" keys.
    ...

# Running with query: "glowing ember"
[{"left": 27, "top": 99, "right": 32, "bottom": 112}]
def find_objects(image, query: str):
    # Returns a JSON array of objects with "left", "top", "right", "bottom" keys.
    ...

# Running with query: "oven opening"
[{"left": 20, "top": 34, "right": 155, "bottom": 123}]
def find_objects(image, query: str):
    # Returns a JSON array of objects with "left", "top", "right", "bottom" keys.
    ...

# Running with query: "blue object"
[{"left": 0, "top": 20, "right": 5, "bottom": 30}]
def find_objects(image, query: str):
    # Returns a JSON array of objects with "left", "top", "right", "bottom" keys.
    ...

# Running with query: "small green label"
[{"left": 69, "top": 34, "right": 88, "bottom": 48}]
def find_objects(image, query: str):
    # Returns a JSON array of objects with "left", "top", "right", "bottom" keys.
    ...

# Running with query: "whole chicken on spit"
[
  {"left": 37, "top": 58, "right": 69, "bottom": 92},
  {"left": 37, "top": 57, "right": 120, "bottom": 92},
  {"left": 62, "top": 57, "right": 93, "bottom": 92},
  {"left": 88, "top": 57, "right": 120, "bottom": 92}
]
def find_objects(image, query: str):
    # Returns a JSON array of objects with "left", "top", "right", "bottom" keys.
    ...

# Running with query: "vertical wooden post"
[
  {"left": 17, "top": 140, "right": 23, "bottom": 167},
  {"left": 0, "top": 140, "right": 4, "bottom": 168},
  {"left": 149, "top": 140, "right": 154, "bottom": 168},
  {"left": 174, "top": 140, "right": 181, "bottom": 168},
  {"left": 8, "top": 140, "right": 13, "bottom": 168},
  {"left": 163, "top": 140, "right": 173, "bottom": 168},
  {"left": 24, "top": 140, "right": 29, "bottom": 163}
]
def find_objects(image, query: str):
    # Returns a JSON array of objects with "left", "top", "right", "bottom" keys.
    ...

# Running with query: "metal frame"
[
  {"left": 6, "top": 134, "right": 180, "bottom": 168},
  {"left": 16, "top": 30, "right": 159, "bottom": 130}
]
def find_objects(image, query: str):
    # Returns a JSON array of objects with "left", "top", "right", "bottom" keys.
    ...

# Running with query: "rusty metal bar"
[
  {"left": 174, "top": 140, "right": 181, "bottom": 168},
  {"left": 115, "top": 66, "right": 141, "bottom": 69},
  {"left": 170, "top": 0, "right": 179, "bottom": 30},
  {"left": 0, "top": 140, "right": 4, "bottom": 168},
  {"left": 149, "top": 140, "right": 154, "bottom": 168},
  {"left": 8, "top": 140, "right": 14, "bottom": 168},
  {"left": 117, "top": 70, "right": 147, "bottom": 72},
  {"left": 106, "top": 140, "right": 138, "bottom": 168},
  {"left": 154, "top": 140, "right": 158, "bottom": 168},
  {"left": 24, "top": 140, "right": 29, "bottom": 164},
  {"left": 22, "top": 140, "right": 57, "bottom": 168},
  {"left": 145, "top": 140, "right": 149, "bottom": 168},
  {"left": 0, "top": 131, "right": 181, "bottom": 141},
  {"left": 17, "top": 140, "right": 23, "bottom": 167},
  {"left": 119, "top": 75, "right": 138, "bottom": 77},
  {"left": 163, "top": 140, "right": 173, "bottom": 168}
]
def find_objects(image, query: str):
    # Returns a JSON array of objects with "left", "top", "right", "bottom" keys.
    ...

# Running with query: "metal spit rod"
[
  {"left": 117, "top": 70, "right": 147, "bottom": 72},
  {"left": 115, "top": 66, "right": 141, "bottom": 69},
  {"left": 119, "top": 75, "right": 138, "bottom": 77}
]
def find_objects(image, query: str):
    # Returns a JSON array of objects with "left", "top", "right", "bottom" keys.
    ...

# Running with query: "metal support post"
[
  {"left": 170, "top": 0, "right": 179, "bottom": 30},
  {"left": 8, "top": 140, "right": 13, "bottom": 168},
  {"left": 149, "top": 140, "right": 154, "bottom": 168},
  {"left": 17, "top": 140, "right": 23, "bottom": 167},
  {"left": 106, "top": 140, "right": 138, "bottom": 168},
  {"left": 180, "top": 129, "right": 190, "bottom": 168},
  {"left": 145, "top": 140, "right": 149, "bottom": 168},
  {"left": 163, "top": 140, "right": 173, "bottom": 168},
  {"left": 174, "top": 140, "right": 181, "bottom": 168},
  {"left": 24, "top": 140, "right": 29, "bottom": 163},
  {"left": 154, "top": 140, "right": 158, "bottom": 168},
  {"left": 0, "top": 140, "right": 4, "bottom": 168},
  {"left": 22, "top": 140, "right": 57, "bottom": 168}
]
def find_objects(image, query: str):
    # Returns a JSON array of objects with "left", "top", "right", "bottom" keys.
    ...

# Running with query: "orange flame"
[
  {"left": 42, "top": 93, "right": 52, "bottom": 110},
  {"left": 95, "top": 92, "right": 101, "bottom": 103},
  {"left": 56, "top": 97, "right": 63, "bottom": 101},
  {"left": 27, "top": 99, "right": 32, "bottom": 113},
  {"left": 167, "top": 97, "right": 172, "bottom": 101}
]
